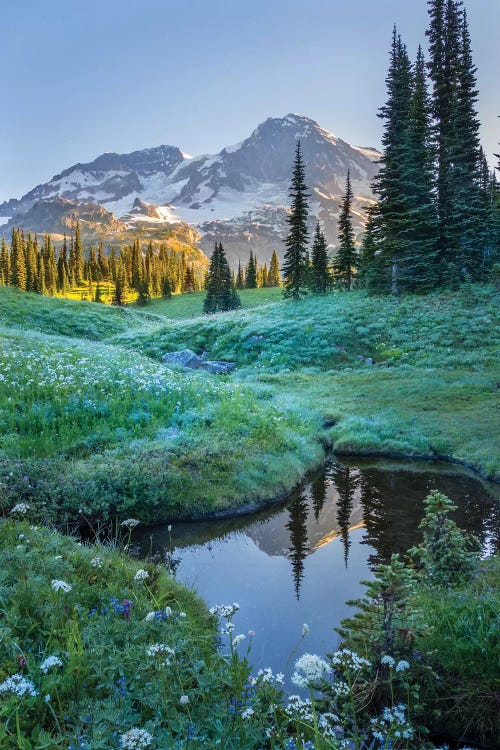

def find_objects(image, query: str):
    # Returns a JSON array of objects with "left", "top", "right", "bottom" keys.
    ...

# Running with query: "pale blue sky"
[{"left": 1, "top": 0, "right": 498, "bottom": 202}]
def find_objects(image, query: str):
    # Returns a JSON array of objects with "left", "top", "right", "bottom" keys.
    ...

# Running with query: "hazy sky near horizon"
[{"left": 1, "top": 0, "right": 499, "bottom": 203}]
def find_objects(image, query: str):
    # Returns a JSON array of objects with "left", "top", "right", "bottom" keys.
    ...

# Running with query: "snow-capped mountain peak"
[{"left": 1, "top": 114, "right": 380, "bottom": 266}]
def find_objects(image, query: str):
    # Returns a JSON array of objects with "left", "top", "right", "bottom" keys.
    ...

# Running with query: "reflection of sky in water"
[
  {"left": 177, "top": 528, "right": 370, "bottom": 682},
  {"left": 136, "top": 459, "right": 498, "bottom": 689}
]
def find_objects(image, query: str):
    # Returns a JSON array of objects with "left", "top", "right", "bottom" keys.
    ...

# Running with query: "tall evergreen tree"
[
  {"left": 72, "top": 221, "right": 84, "bottom": 285},
  {"left": 204, "top": 242, "right": 241, "bottom": 313},
  {"left": 0, "top": 237, "right": 10, "bottom": 285},
  {"left": 10, "top": 228, "right": 27, "bottom": 290},
  {"left": 236, "top": 260, "right": 245, "bottom": 289},
  {"left": 112, "top": 262, "right": 128, "bottom": 306},
  {"left": 268, "top": 250, "right": 281, "bottom": 287},
  {"left": 372, "top": 29, "right": 414, "bottom": 295},
  {"left": 399, "top": 46, "right": 439, "bottom": 291},
  {"left": 309, "top": 221, "right": 330, "bottom": 292},
  {"left": 333, "top": 170, "right": 357, "bottom": 290},
  {"left": 282, "top": 140, "right": 310, "bottom": 299},
  {"left": 245, "top": 251, "right": 257, "bottom": 288}
]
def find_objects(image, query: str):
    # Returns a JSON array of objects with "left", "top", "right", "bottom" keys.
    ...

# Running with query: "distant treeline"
[{"left": 0, "top": 222, "right": 205, "bottom": 305}]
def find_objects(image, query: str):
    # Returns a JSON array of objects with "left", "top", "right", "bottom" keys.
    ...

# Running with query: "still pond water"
[{"left": 135, "top": 459, "right": 499, "bottom": 685}]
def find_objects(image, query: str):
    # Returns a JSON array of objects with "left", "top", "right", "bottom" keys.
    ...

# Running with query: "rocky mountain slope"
[{"left": 1, "top": 114, "right": 380, "bottom": 266}]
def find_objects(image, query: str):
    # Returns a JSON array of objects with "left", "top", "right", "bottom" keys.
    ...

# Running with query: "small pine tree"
[
  {"left": 112, "top": 263, "right": 128, "bottom": 306},
  {"left": 161, "top": 276, "right": 172, "bottom": 299},
  {"left": 333, "top": 170, "right": 357, "bottom": 289},
  {"left": 309, "top": 221, "right": 330, "bottom": 293},
  {"left": 10, "top": 228, "right": 27, "bottom": 290},
  {"left": 282, "top": 140, "right": 310, "bottom": 299},
  {"left": 267, "top": 250, "right": 281, "bottom": 287},
  {"left": 204, "top": 242, "right": 241, "bottom": 313},
  {"left": 245, "top": 251, "right": 257, "bottom": 288},
  {"left": 136, "top": 280, "right": 151, "bottom": 306},
  {"left": 236, "top": 260, "right": 245, "bottom": 289}
]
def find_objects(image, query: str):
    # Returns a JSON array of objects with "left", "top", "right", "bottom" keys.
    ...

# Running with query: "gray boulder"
[
  {"left": 162, "top": 349, "right": 202, "bottom": 369},
  {"left": 162, "top": 349, "right": 236, "bottom": 374},
  {"left": 200, "top": 360, "right": 236, "bottom": 374}
]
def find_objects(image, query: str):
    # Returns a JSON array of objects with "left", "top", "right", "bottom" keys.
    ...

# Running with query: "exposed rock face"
[
  {"left": 1, "top": 114, "right": 380, "bottom": 266},
  {"left": 162, "top": 349, "right": 236, "bottom": 374},
  {"left": 0, "top": 197, "right": 126, "bottom": 235}
]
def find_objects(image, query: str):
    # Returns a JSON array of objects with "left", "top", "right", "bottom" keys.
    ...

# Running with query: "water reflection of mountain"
[{"left": 135, "top": 458, "right": 499, "bottom": 599}]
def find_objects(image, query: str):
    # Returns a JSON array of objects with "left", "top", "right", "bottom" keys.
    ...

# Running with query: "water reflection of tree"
[
  {"left": 357, "top": 467, "right": 498, "bottom": 569},
  {"left": 330, "top": 465, "right": 359, "bottom": 567},
  {"left": 286, "top": 492, "right": 310, "bottom": 599},
  {"left": 310, "top": 470, "right": 328, "bottom": 521}
]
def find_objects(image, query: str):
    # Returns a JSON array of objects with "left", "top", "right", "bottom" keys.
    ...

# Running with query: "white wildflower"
[
  {"left": 44, "top": 694, "right": 51, "bottom": 703},
  {"left": 381, "top": 655, "right": 395, "bottom": 667},
  {"left": 302, "top": 623, "right": 310, "bottom": 636},
  {"left": 40, "top": 655, "right": 63, "bottom": 674},
  {"left": 179, "top": 694, "right": 189, "bottom": 705},
  {"left": 292, "top": 653, "right": 331, "bottom": 688},
  {"left": 0, "top": 674, "right": 38, "bottom": 697},
  {"left": 332, "top": 680, "right": 350, "bottom": 697},
  {"left": 331, "top": 648, "right": 370, "bottom": 670},
  {"left": 241, "top": 707, "right": 254, "bottom": 719},
  {"left": 10, "top": 503, "right": 29, "bottom": 514},
  {"left": 233, "top": 634, "right": 246, "bottom": 648},
  {"left": 145, "top": 611, "right": 156, "bottom": 622},
  {"left": 395, "top": 659, "right": 410, "bottom": 673},
  {"left": 209, "top": 602, "right": 240, "bottom": 618},
  {"left": 120, "top": 727, "right": 153, "bottom": 749},
  {"left": 90, "top": 557, "right": 102, "bottom": 568},
  {"left": 146, "top": 643, "right": 175, "bottom": 658},
  {"left": 133, "top": 569, "right": 149, "bottom": 582},
  {"left": 121, "top": 518, "right": 140, "bottom": 529},
  {"left": 51, "top": 579, "right": 72, "bottom": 593}
]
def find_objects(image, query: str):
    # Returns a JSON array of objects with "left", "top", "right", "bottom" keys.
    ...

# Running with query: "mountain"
[{"left": 1, "top": 114, "right": 380, "bottom": 266}]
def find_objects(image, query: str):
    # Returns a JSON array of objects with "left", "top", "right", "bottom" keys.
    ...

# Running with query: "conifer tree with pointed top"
[
  {"left": 399, "top": 46, "right": 439, "bottom": 291},
  {"left": 267, "top": 250, "right": 281, "bottom": 287},
  {"left": 309, "top": 221, "right": 330, "bottom": 292},
  {"left": 204, "top": 242, "right": 241, "bottom": 313},
  {"left": 236, "top": 260, "right": 245, "bottom": 289},
  {"left": 333, "top": 170, "right": 357, "bottom": 290},
  {"left": 245, "top": 251, "right": 257, "bottom": 288},
  {"left": 282, "top": 140, "right": 310, "bottom": 299},
  {"left": 10, "top": 228, "right": 27, "bottom": 290},
  {"left": 0, "top": 237, "right": 10, "bottom": 285},
  {"left": 372, "top": 28, "right": 414, "bottom": 296}
]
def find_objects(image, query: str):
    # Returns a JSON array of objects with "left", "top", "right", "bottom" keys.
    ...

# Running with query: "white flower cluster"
[
  {"left": 40, "top": 655, "right": 63, "bottom": 674},
  {"left": 371, "top": 704, "right": 414, "bottom": 742},
  {"left": 232, "top": 634, "right": 246, "bottom": 648},
  {"left": 120, "top": 727, "right": 153, "bottom": 749},
  {"left": 256, "top": 667, "right": 285, "bottom": 685},
  {"left": 291, "top": 653, "right": 332, "bottom": 688},
  {"left": 330, "top": 648, "right": 370, "bottom": 671},
  {"left": 209, "top": 602, "right": 240, "bottom": 618},
  {"left": 10, "top": 503, "right": 30, "bottom": 514},
  {"left": 90, "top": 556, "right": 102, "bottom": 568},
  {"left": 285, "top": 694, "right": 314, "bottom": 722},
  {"left": 332, "top": 680, "right": 350, "bottom": 697},
  {"left": 133, "top": 569, "right": 149, "bottom": 581},
  {"left": 381, "top": 655, "right": 410, "bottom": 673},
  {"left": 51, "top": 579, "right": 72, "bottom": 593},
  {"left": 121, "top": 518, "right": 140, "bottom": 529},
  {"left": 146, "top": 643, "right": 175, "bottom": 658},
  {"left": 0, "top": 674, "right": 38, "bottom": 697},
  {"left": 395, "top": 660, "right": 410, "bottom": 673},
  {"left": 179, "top": 695, "right": 189, "bottom": 705},
  {"left": 241, "top": 707, "right": 254, "bottom": 719}
]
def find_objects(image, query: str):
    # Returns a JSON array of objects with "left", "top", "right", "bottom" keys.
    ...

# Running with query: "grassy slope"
[
  {"left": 144, "top": 287, "right": 283, "bottom": 320},
  {"left": 124, "top": 285, "right": 500, "bottom": 480},
  {"left": 0, "top": 519, "right": 283, "bottom": 749},
  {"left": 0, "top": 284, "right": 498, "bottom": 525},
  {"left": 0, "top": 288, "right": 321, "bottom": 522}
]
